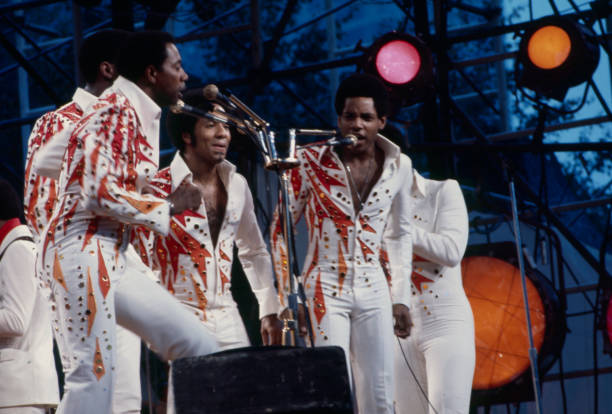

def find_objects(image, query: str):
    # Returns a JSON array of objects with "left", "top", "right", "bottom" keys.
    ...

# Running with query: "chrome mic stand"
[
  {"left": 509, "top": 180, "right": 543, "bottom": 414},
  {"left": 266, "top": 128, "right": 339, "bottom": 347},
  {"left": 264, "top": 129, "right": 302, "bottom": 346}
]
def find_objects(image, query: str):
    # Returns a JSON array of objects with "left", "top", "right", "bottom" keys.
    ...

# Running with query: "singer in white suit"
[
  {"left": 394, "top": 170, "right": 475, "bottom": 414},
  {"left": 271, "top": 73, "right": 413, "bottom": 414}
]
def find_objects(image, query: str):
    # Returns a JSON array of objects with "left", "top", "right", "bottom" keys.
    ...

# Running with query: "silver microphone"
[
  {"left": 298, "top": 134, "right": 357, "bottom": 149},
  {"left": 326, "top": 135, "right": 358, "bottom": 147},
  {"left": 170, "top": 99, "right": 212, "bottom": 118},
  {"left": 170, "top": 99, "right": 244, "bottom": 131},
  {"left": 203, "top": 84, "right": 237, "bottom": 110},
  {"left": 203, "top": 84, "right": 267, "bottom": 127}
]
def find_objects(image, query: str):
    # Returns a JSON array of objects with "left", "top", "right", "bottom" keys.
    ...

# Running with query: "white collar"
[
  {"left": 112, "top": 76, "right": 161, "bottom": 135},
  {"left": 71, "top": 87, "right": 97, "bottom": 113},
  {"left": 412, "top": 169, "right": 428, "bottom": 198},
  {"left": 375, "top": 133, "right": 401, "bottom": 170},
  {"left": 328, "top": 133, "right": 401, "bottom": 171},
  {"left": 169, "top": 151, "right": 236, "bottom": 192}
]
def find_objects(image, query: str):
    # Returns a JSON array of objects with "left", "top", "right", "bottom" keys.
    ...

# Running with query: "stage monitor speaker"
[{"left": 172, "top": 345, "right": 353, "bottom": 414}]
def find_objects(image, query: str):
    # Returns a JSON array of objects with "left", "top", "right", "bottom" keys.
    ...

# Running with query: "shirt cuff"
[{"left": 255, "top": 286, "right": 284, "bottom": 319}]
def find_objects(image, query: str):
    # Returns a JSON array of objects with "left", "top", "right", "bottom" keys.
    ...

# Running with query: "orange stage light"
[
  {"left": 527, "top": 25, "right": 571, "bottom": 70},
  {"left": 462, "top": 256, "right": 546, "bottom": 389},
  {"left": 516, "top": 15, "right": 600, "bottom": 101},
  {"left": 463, "top": 243, "right": 566, "bottom": 406}
]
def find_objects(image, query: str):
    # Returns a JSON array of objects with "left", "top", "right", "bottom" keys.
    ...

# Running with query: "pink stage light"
[{"left": 375, "top": 40, "right": 422, "bottom": 85}]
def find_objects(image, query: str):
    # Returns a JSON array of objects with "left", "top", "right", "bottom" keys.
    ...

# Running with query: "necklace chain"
[{"left": 344, "top": 157, "right": 374, "bottom": 212}]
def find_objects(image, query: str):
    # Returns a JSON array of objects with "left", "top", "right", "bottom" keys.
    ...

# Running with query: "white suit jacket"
[
  {"left": 135, "top": 152, "right": 283, "bottom": 320},
  {"left": 0, "top": 220, "right": 59, "bottom": 408},
  {"left": 407, "top": 170, "right": 472, "bottom": 319}
]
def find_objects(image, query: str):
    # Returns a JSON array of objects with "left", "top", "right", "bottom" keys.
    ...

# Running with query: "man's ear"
[
  {"left": 181, "top": 131, "right": 192, "bottom": 147},
  {"left": 379, "top": 115, "right": 387, "bottom": 131},
  {"left": 99, "top": 61, "right": 115, "bottom": 81},
  {"left": 144, "top": 64, "right": 158, "bottom": 85}
]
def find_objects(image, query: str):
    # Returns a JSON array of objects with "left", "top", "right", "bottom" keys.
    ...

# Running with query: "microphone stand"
[
  {"left": 261, "top": 128, "right": 344, "bottom": 347},
  {"left": 209, "top": 92, "right": 315, "bottom": 346},
  {"left": 508, "top": 178, "right": 543, "bottom": 414}
]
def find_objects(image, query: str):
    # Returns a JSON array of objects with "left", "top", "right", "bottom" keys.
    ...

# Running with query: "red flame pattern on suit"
[
  {"left": 269, "top": 137, "right": 414, "bottom": 414},
  {"left": 133, "top": 153, "right": 281, "bottom": 322},
  {"left": 42, "top": 89, "right": 169, "bottom": 256},
  {"left": 270, "top": 139, "right": 414, "bottom": 319},
  {"left": 313, "top": 272, "right": 326, "bottom": 325},
  {"left": 411, "top": 254, "right": 434, "bottom": 294},
  {"left": 24, "top": 102, "right": 82, "bottom": 242}
]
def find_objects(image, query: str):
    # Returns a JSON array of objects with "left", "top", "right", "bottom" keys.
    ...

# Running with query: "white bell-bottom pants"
[
  {"left": 307, "top": 274, "right": 395, "bottom": 414},
  {"left": 199, "top": 305, "right": 250, "bottom": 351},
  {"left": 45, "top": 237, "right": 219, "bottom": 414},
  {"left": 394, "top": 306, "right": 475, "bottom": 414}
]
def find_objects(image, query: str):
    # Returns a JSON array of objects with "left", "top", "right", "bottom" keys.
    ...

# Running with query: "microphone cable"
[{"left": 396, "top": 336, "right": 439, "bottom": 414}]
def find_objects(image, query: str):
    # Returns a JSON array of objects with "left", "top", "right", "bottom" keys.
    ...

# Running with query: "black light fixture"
[
  {"left": 516, "top": 15, "right": 600, "bottom": 101},
  {"left": 361, "top": 31, "right": 434, "bottom": 108}
]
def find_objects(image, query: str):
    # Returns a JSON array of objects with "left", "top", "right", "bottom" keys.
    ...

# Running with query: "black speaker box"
[{"left": 172, "top": 345, "right": 353, "bottom": 414}]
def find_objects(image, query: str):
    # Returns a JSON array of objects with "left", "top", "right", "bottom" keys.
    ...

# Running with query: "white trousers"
[
  {"left": 307, "top": 274, "right": 395, "bottom": 414},
  {"left": 42, "top": 247, "right": 143, "bottom": 414},
  {"left": 0, "top": 408, "right": 47, "bottom": 413},
  {"left": 45, "top": 238, "right": 219, "bottom": 414},
  {"left": 394, "top": 311, "right": 475, "bottom": 414},
  {"left": 200, "top": 306, "right": 250, "bottom": 351},
  {"left": 112, "top": 327, "right": 141, "bottom": 413},
  {"left": 166, "top": 303, "right": 250, "bottom": 414}
]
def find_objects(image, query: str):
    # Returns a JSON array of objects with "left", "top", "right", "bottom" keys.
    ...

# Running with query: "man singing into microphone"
[
  {"left": 38, "top": 31, "right": 218, "bottom": 413},
  {"left": 270, "top": 73, "right": 414, "bottom": 414},
  {"left": 134, "top": 91, "right": 283, "bottom": 349}
]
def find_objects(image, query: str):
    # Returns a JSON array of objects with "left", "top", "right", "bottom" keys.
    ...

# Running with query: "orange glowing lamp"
[
  {"left": 462, "top": 256, "right": 546, "bottom": 389},
  {"left": 461, "top": 243, "right": 566, "bottom": 406},
  {"left": 527, "top": 25, "right": 571, "bottom": 69},
  {"left": 517, "top": 16, "right": 600, "bottom": 101}
]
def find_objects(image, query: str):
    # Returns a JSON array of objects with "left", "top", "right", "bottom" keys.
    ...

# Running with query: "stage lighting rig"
[
  {"left": 516, "top": 15, "right": 600, "bottom": 102},
  {"left": 600, "top": 276, "right": 612, "bottom": 355},
  {"left": 361, "top": 31, "right": 434, "bottom": 108}
]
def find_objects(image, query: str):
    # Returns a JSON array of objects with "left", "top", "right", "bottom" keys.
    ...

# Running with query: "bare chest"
[
  {"left": 343, "top": 156, "right": 382, "bottom": 213},
  {"left": 195, "top": 180, "right": 227, "bottom": 247}
]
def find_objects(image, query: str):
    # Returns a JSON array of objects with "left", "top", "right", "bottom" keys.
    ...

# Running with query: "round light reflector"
[
  {"left": 375, "top": 40, "right": 422, "bottom": 84},
  {"left": 527, "top": 25, "right": 571, "bottom": 69}
]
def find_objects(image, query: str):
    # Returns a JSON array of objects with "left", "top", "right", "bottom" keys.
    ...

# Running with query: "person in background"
[{"left": 0, "top": 178, "right": 59, "bottom": 413}]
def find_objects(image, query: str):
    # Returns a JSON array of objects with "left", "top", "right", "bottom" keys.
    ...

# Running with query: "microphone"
[
  {"left": 298, "top": 134, "right": 357, "bottom": 149},
  {"left": 203, "top": 84, "right": 267, "bottom": 127},
  {"left": 327, "top": 135, "right": 358, "bottom": 147},
  {"left": 170, "top": 99, "right": 213, "bottom": 118},
  {"left": 170, "top": 99, "right": 245, "bottom": 132},
  {"left": 203, "top": 84, "right": 237, "bottom": 110}
]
